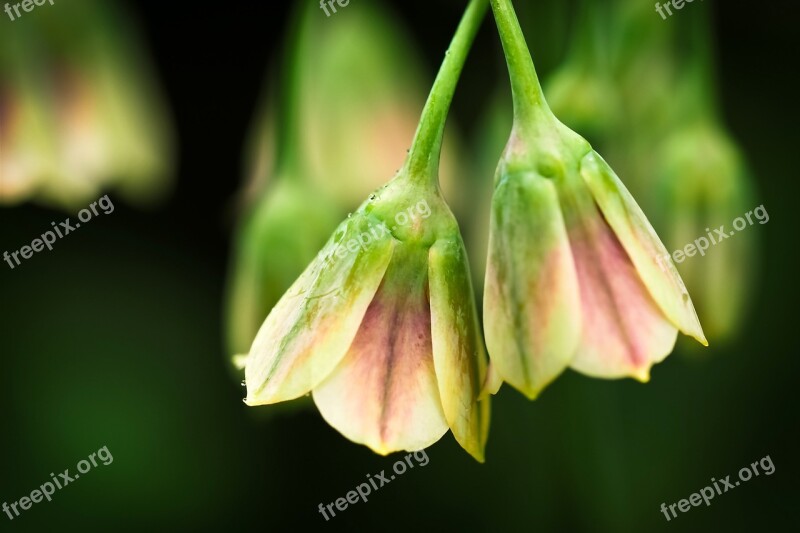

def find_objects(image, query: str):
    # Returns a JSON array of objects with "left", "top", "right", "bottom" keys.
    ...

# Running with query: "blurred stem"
[
  {"left": 572, "top": 0, "right": 609, "bottom": 72},
  {"left": 275, "top": 4, "right": 312, "bottom": 178},
  {"left": 489, "top": 0, "right": 550, "bottom": 129},
  {"left": 688, "top": 4, "right": 719, "bottom": 120},
  {"left": 405, "top": 0, "right": 488, "bottom": 185}
]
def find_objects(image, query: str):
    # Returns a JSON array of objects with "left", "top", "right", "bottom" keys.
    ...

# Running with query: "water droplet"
[{"left": 347, "top": 213, "right": 352, "bottom": 218}]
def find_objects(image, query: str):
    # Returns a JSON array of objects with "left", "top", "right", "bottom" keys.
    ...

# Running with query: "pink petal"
[
  {"left": 567, "top": 203, "right": 678, "bottom": 381},
  {"left": 313, "top": 245, "right": 448, "bottom": 455}
]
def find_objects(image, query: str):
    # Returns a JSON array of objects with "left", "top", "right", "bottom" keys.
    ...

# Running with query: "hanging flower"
[
  {"left": 483, "top": 0, "right": 707, "bottom": 399},
  {"left": 244, "top": 0, "right": 491, "bottom": 461}
]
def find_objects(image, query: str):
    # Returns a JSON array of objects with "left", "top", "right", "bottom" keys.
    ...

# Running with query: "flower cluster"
[{"left": 238, "top": 0, "right": 707, "bottom": 461}]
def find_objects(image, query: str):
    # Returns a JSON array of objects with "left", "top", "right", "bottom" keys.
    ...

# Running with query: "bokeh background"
[{"left": 1, "top": 0, "right": 797, "bottom": 531}]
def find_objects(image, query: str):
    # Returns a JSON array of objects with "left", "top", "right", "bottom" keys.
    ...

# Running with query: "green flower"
[
  {"left": 483, "top": 0, "right": 706, "bottom": 399},
  {"left": 244, "top": 0, "right": 491, "bottom": 461},
  {"left": 654, "top": 121, "right": 756, "bottom": 341},
  {"left": 227, "top": 1, "right": 470, "bottom": 364},
  {"left": 0, "top": 0, "right": 173, "bottom": 209}
]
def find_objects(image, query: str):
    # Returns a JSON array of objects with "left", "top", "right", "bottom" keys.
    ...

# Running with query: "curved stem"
[
  {"left": 489, "top": 0, "right": 549, "bottom": 126},
  {"left": 405, "top": 0, "right": 488, "bottom": 184}
]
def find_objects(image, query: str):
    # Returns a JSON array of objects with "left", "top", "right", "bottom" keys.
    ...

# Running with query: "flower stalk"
[{"left": 405, "top": 0, "right": 488, "bottom": 183}]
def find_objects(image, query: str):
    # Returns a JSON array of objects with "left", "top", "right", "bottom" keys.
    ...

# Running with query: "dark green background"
[{"left": 1, "top": 0, "right": 797, "bottom": 531}]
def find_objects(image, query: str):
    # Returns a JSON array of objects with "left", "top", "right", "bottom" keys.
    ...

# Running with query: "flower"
[
  {"left": 483, "top": 0, "right": 707, "bottom": 399},
  {"left": 244, "top": 0, "right": 491, "bottom": 460},
  {"left": 653, "top": 121, "right": 756, "bottom": 341},
  {"left": 225, "top": 179, "right": 341, "bottom": 366},
  {"left": 0, "top": 0, "right": 173, "bottom": 209},
  {"left": 245, "top": 180, "right": 491, "bottom": 460},
  {"left": 226, "top": 0, "right": 474, "bottom": 368}
]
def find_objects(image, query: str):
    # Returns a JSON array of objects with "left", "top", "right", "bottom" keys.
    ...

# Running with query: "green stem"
[
  {"left": 489, "top": 0, "right": 550, "bottom": 126},
  {"left": 405, "top": 0, "right": 488, "bottom": 184},
  {"left": 275, "top": 3, "right": 312, "bottom": 177},
  {"left": 688, "top": 3, "right": 719, "bottom": 120}
]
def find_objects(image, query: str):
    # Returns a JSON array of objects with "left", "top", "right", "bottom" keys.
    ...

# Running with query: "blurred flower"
[
  {"left": 467, "top": 88, "right": 512, "bottom": 295},
  {"left": 0, "top": 0, "right": 174, "bottom": 209},
  {"left": 0, "top": 43, "right": 59, "bottom": 203},
  {"left": 483, "top": 0, "right": 706, "bottom": 398},
  {"left": 227, "top": 0, "right": 464, "bottom": 364},
  {"left": 620, "top": 1, "right": 758, "bottom": 343},
  {"left": 287, "top": 1, "right": 462, "bottom": 211},
  {"left": 244, "top": 0, "right": 490, "bottom": 460},
  {"left": 225, "top": 179, "right": 340, "bottom": 364},
  {"left": 543, "top": 0, "right": 620, "bottom": 145},
  {"left": 653, "top": 122, "right": 756, "bottom": 342}
]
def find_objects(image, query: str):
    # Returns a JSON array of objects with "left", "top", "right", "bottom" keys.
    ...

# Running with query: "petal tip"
[{"left": 634, "top": 370, "right": 650, "bottom": 383}]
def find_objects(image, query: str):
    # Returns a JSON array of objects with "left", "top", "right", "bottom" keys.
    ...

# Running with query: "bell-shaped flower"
[
  {"left": 0, "top": 0, "right": 173, "bottom": 209},
  {"left": 654, "top": 122, "right": 756, "bottom": 342},
  {"left": 648, "top": 6, "right": 758, "bottom": 343},
  {"left": 483, "top": 0, "right": 707, "bottom": 399},
  {"left": 244, "top": 0, "right": 491, "bottom": 461},
  {"left": 227, "top": 0, "right": 478, "bottom": 369},
  {"left": 288, "top": 1, "right": 463, "bottom": 212},
  {"left": 543, "top": 0, "right": 621, "bottom": 145}
]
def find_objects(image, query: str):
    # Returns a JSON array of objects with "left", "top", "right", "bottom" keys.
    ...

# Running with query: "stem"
[
  {"left": 688, "top": 3, "right": 719, "bottom": 120},
  {"left": 489, "top": 0, "right": 549, "bottom": 126},
  {"left": 405, "top": 0, "right": 488, "bottom": 183},
  {"left": 275, "top": 3, "right": 312, "bottom": 177}
]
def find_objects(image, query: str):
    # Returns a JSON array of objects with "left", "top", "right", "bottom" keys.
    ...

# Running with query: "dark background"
[{"left": 1, "top": 0, "right": 797, "bottom": 531}]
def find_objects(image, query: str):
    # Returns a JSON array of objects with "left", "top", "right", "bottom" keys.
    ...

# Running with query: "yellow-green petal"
[
  {"left": 579, "top": 151, "right": 707, "bottom": 345},
  {"left": 484, "top": 170, "right": 581, "bottom": 399},
  {"left": 244, "top": 214, "right": 395, "bottom": 405},
  {"left": 429, "top": 235, "right": 490, "bottom": 462}
]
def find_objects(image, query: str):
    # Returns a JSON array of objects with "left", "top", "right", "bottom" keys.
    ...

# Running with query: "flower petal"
[
  {"left": 566, "top": 196, "right": 679, "bottom": 381},
  {"left": 245, "top": 214, "right": 395, "bottom": 405},
  {"left": 429, "top": 235, "right": 490, "bottom": 462},
  {"left": 579, "top": 151, "right": 707, "bottom": 345},
  {"left": 313, "top": 244, "right": 448, "bottom": 454},
  {"left": 484, "top": 171, "right": 582, "bottom": 398}
]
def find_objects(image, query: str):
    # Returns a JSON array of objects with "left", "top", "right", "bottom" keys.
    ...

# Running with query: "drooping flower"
[
  {"left": 0, "top": 0, "right": 173, "bottom": 209},
  {"left": 287, "top": 0, "right": 464, "bottom": 211},
  {"left": 648, "top": 6, "right": 758, "bottom": 343},
  {"left": 543, "top": 0, "right": 620, "bottom": 146},
  {"left": 653, "top": 110, "right": 756, "bottom": 342},
  {"left": 483, "top": 0, "right": 707, "bottom": 399},
  {"left": 245, "top": 0, "right": 491, "bottom": 461},
  {"left": 226, "top": 1, "right": 471, "bottom": 366}
]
